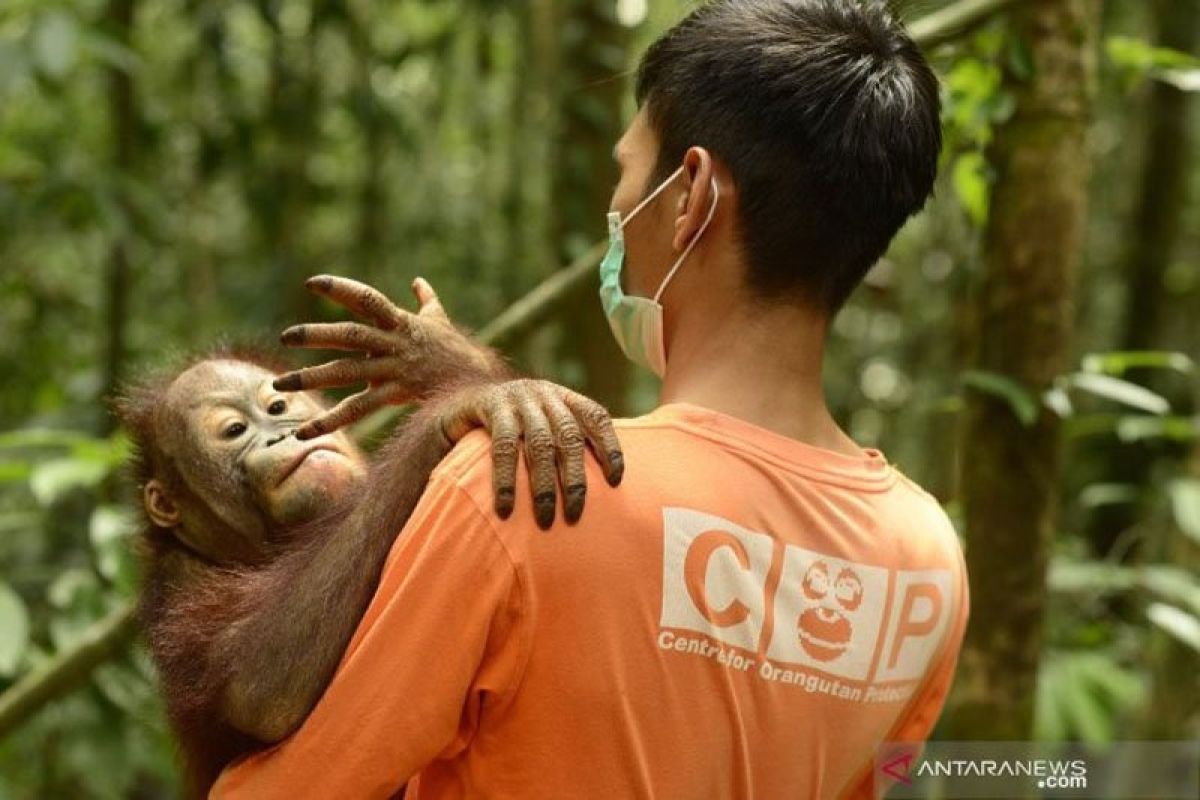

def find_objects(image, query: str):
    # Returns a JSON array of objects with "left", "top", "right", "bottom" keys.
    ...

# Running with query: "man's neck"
[{"left": 658, "top": 300, "right": 867, "bottom": 459}]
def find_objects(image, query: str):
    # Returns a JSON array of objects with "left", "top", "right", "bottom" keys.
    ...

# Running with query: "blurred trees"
[{"left": 0, "top": 0, "right": 1198, "bottom": 796}]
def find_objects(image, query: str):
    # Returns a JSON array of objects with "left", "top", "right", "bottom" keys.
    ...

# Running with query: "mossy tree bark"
[{"left": 948, "top": 0, "right": 1098, "bottom": 739}]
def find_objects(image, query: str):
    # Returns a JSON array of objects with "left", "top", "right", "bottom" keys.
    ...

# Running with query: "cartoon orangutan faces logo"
[
  {"left": 659, "top": 507, "right": 953, "bottom": 683},
  {"left": 797, "top": 561, "right": 864, "bottom": 662}
]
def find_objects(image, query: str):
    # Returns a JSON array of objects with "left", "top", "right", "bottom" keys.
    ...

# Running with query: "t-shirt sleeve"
[{"left": 210, "top": 465, "right": 527, "bottom": 800}]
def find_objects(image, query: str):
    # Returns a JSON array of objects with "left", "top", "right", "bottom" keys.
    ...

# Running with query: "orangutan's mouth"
[{"left": 276, "top": 445, "right": 343, "bottom": 487}]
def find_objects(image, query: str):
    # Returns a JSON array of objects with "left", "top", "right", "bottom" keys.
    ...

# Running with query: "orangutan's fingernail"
[
  {"left": 564, "top": 485, "right": 586, "bottom": 524},
  {"left": 607, "top": 452, "right": 625, "bottom": 486},
  {"left": 274, "top": 374, "right": 302, "bottom": 392},
  {"left": 534, "top": 491, "right": 555, "bottom": 529}
]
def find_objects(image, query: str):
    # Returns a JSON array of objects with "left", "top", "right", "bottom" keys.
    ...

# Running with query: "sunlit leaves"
[
  {"left": 1106, "top": 35, "right": 1200, "bottom": 92},
  {"left": 0, "top": 429, "right": 129, "bottom": 506},
  {"left": 1168, "top": 479, "right": 1200, "bottom": 545},
  {"left": 1065, "top": 373, "right": 1171, "bottom": 415},
  {"left": 30, "top": 10, "right": 78, "bottom": 80},
  {"left": 939, "top": 27, "right": 1014, "bottom": 229},
  {"left": 1080, "top": 350, "right": 1195, "bottom": 377},
  {"left": 0, "top": 581, "right": 30, "bottom": 677},
  {"left": 951, "top": 150, "right": 989, "bottom": 226},
  {"left": 29, "top": 458, "right": 109, "bottom": 507},
  {"left": 1048, "top": 560, "right": 1200, "bottom": 619},
  {"left": 89, "top": 505, "right": 137, "bottom": 588},
  {"left": 1146, "top": 603, "right": 1200, "bottom": 653}
]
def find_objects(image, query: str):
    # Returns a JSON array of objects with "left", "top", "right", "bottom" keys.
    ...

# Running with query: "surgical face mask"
[{"left": 598, "top": 166, "right": 719, "bottom": 377}]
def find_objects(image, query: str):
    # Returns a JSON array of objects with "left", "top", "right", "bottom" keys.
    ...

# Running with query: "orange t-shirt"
[{"left": 212, "top": 402, "right": 969, "bottom": 799}]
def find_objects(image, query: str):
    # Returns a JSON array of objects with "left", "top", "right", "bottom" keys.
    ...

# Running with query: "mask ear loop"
[
  {"left": 652, "top": 176, "right": 720, "bottom": 304},
  {"left": 619, "top": 166, "right": 686, "bottom": 229}
]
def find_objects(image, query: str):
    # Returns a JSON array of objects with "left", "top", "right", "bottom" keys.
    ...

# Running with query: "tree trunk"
[
  {"left": 100, "top": 0, "right": 136, "bottom": 434},
  {"left": 550, "top": 0, "right": 631, "bottom": 412},
  {"left": 948, "top": 0, "right": 1098, "bottom": 739}
]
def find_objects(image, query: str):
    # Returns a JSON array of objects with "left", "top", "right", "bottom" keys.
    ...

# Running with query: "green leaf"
[
  {"left": 1106, "top": 36, "right": 1200, "bottom": 73},
  {"left": 1080, "top": 350, "right": 1195, "bottom": 376},
  {"left": 960, "top": 369, "right": 1038, "bottom": 426},
  {"left": 0, "top": 461, "right": 32, "bottom": 483},
  {"left": 1067, "top": 372, "right": 1171, "bottom": 414},
  {"left": 0, "top": 581, "right": 30, "bottom": 677},
  {"left": 31, "top": 10, "right": 79, "bottom": 80},
  {"left": 951, "top": 152, "right": 989, "bottom": 226},
  {"left": 1114, "top": 415, "right": 1198, "bottom": 443},
  {"left": 1168, "top": 479, "right": 1200, "bottom": 545},
  {"left": 1078, "top": 483, "right": 1139, "bottom": 509},
  {"left": 1042, "top": 384, "right": 1074, "bottom": 418},
  {"left": 90, "top": 506, "right": 136, "bottom": 581},
  {"left": 29, "top": 457, "right": 108, "bottom": 506},
  {"left": 1006, "top": 36, "right": 1034, "bottom": 82},
  {"left": 0, "top": 428, "right": 99, "bottom": 451},
  {"left": 1146, "top": 603, "right": 1200, "bottom": 652},
  {"left": 1048, "top": 560, "right": 1200, "bottom": 616},
  {"left": 1157, "top": 68, "right": 1200, "bottom": 92}
]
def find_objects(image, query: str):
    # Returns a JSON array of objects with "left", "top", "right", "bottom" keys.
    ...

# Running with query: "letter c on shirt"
[{"left": 684, "top": 530, "right": 753, "bottom": 627}]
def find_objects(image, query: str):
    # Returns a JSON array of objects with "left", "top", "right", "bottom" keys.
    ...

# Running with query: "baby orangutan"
[{"left": 115, "top": 277, "right": 623, "bottom": 796}]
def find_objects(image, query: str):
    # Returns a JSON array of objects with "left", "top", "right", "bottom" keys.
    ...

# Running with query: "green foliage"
[
  {"left": 1169, "top": 479, "right": 1200, "bottom": 545},
  {"left": 1106, "top": 35, "right": 1200, "bottom": 92},
  {"left": 937, "top": 25, "right": 1013, "bottom": 228},
  {"left": 1035, "top": 650, "right": 1145, "bottom": 743},
  {"left": 0, "top": 424, "right": 161, "bottom": 795},
  {"left": 0, "top": 582, "right": 30, "bottom": 677}
]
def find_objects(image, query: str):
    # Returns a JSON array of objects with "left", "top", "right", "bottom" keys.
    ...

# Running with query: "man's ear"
[
  {"left": 144, "top": 479, "right": 181, "bottom": 528},
  {"left": 673, "top": 146, "right": 717, "bottom": 252}
]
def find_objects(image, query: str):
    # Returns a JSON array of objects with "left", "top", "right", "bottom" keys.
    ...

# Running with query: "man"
[{"left": 213, "top": 1, "right": 967, "bottom": 797}]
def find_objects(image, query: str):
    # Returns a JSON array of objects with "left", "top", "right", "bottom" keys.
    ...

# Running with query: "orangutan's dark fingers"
[
  {"left": 562, "top": 391, "right": 624, "bottom": 487},
  {"left": 542, "top": 394, "right": 587, "bottom": 525},
  {"left": 411, "top": 277, "right": 450, "bottom": 322},
  {"left": 305, "top": 275, "right": 410, "bottom": 331},
  {"left": 514, "top": 390, "right": 557, "bottom": 530},
  {"left": 280, "top": 322, "right": 396, "bottom": 355},
  {"left": 295, "top": 387, "right": 385, "bottom": 440},
  {"left": 273, "top": 357, "right": 402, "bottom": 393},
  {"left": 482, "top": 398, "right": 521, "bottom": 520}
]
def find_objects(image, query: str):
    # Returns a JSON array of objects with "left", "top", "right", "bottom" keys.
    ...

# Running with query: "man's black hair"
[{"left": 636, "top": 0, "right": 941, "bottom": 316}]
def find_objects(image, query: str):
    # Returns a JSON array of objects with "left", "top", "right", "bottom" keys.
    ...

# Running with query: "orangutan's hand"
[
  {"left": 273, "top": 275, "right": 509, "bottom": 438},
  {"left": 437, "top": 379, "right": 625, "bottom": 529}
]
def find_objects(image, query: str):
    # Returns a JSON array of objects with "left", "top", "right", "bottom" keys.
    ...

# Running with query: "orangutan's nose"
[{"left": 265, "top": 431, "right": 294, "bottom": 447}]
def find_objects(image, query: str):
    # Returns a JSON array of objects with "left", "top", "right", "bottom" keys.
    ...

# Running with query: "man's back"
[{"left": 215, "top": 403, "right": 968, "bottom": 799}]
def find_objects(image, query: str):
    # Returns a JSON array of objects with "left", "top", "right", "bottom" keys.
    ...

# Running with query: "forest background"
[{"left": 0, "top": 0, "right": 1197, "bottom": 796}]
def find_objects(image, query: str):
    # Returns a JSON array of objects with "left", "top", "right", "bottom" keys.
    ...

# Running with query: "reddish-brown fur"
[{"left": 115, "top": 347, "right": 459, "bottom": 795}]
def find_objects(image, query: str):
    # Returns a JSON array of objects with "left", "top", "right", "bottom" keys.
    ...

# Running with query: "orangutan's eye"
[
  {"left": 268, "top": 399, "right": 287, "bottom": 416},
  {"left": 223, "top": 422, "right": 248, "bottom": 439}
]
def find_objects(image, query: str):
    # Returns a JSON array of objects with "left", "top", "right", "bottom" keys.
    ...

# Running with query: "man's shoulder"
[
  {"left": 431, "top": 428, "right": 494, "bottom": 486},
  {"left": 432, "top": 413, "right": 690, "bottom": 486}
]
